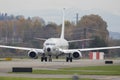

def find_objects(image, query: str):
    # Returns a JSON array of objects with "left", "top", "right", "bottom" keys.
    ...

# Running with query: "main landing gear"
[
  {"left": 41, "top": 53, "right": 52, "bottom": 62},
  {"left": 66, "top": 53, "right": 72, "bottom": 62}
]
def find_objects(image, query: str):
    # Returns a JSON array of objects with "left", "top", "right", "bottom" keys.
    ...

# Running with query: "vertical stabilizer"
[{"left": 60, "top": 8, "right": 65, "bottom": 39}]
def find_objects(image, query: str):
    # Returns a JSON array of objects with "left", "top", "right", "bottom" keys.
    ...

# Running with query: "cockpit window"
[{"left": 46, "top": 43, "right": 55, "bottom": 46}]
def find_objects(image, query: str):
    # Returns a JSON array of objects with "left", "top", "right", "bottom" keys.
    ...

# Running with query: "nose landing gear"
[
  {"left": 41, "top": 53, "right": 52, "bottom": 62},
  {"left": 48, "top": 55, "right": 52, "bottom": 62}
]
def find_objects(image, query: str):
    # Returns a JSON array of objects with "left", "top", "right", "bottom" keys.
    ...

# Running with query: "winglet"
[{"left": 60, "top": 8, "right": 65, "bottom": 39}]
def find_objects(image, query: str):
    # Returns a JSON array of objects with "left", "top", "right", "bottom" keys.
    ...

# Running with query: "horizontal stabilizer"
[
  {"left": 68, "top": 38, "right": 94, "bottom": 43},
  {"left": 35, "top": 38, "right": 47, "bottom": 41}
]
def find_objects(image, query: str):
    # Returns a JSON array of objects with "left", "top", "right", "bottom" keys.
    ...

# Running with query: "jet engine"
[
  {"left": 72, "top": 51, "right": 82, "bottom": 59},
  {"left": 28, "top": 50, "right": 38, "bottom": 59}
]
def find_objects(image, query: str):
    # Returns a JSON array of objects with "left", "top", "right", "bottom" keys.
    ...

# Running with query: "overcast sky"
[
  {"left": 0, "top": 0, "right": 120, "bottom": 32},
  {"left": 0, "top": 0, "right": 120, "bottom": 15}
]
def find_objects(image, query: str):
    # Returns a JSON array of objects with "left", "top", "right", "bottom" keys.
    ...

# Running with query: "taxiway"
[{"left": 0, "top": 59, "right": 120, "bottom": 80}]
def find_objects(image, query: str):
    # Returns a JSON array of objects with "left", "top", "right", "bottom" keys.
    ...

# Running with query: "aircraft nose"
[{"left": 47, "top": 47, "right": 51, "bottom": 52}]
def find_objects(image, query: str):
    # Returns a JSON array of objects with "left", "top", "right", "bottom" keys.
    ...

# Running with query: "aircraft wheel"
[
  {"left": 41, "top": 57, "right": 44, "bottom": 62},
  {"left": 70, "top": 57, "right": 72, "bottom": 62},
  {"left": 49, "top": 58, "right": 52, "bottom": 62},
  {"left": 66, "top": 57, "right": 69, "bottom": 62},
  {"left": 45, "top": 57, "right": 47, "bottom": 62},
  {"left": 66, "top": 57, "right": 72, "bottom": 62},
  {"left": 56, "top": 56, "right": 59, "bottom": 59}
]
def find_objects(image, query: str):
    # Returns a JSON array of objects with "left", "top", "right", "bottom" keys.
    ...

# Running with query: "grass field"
[
  {"left": 33, "top": 65, "right": 120, "bottom": 75},
  {"left": 6, "top": 65, "right": 120, "bottom": 80},
  {"left": 0, "top": 77, "right": 95, "bottom": 80}
]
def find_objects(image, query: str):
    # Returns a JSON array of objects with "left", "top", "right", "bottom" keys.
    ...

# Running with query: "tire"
[
  {"left": 66, "top": 57, "right": 69, "bottom": 62},
  {"left": 49, "top": 58, "right": 52, "bottom": 62},
  {"left": 56, "top": 56, "right": 58, "bottom": 59},
  {"left": 41, "top": 57, "right": 44, "bottom": 62},
  {"left": 70, "top": 57, "right": 72, "bottom": 62},
  {"left": 45, "top": 57, "right": 47, "bottom": 62}
]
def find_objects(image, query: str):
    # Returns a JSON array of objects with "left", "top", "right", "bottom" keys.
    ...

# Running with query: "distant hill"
[{"left": 109, "top": 31, "right": 120, "bottom": 39}]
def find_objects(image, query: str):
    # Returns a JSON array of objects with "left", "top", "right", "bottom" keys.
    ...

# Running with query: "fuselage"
[{"left": 43, "top": 38, "right": 68, "bottom": 55}]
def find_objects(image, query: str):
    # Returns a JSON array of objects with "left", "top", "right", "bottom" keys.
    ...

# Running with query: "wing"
[
  {"left": 79, "top": 46, "right": 120, "bottom": 51},
  {"left": 0, "top": 45, "right": 43, "bottom": 53},
  {"left": 59, "top": 46, "right": 120, "bottom": 59},
  {"left": 61, "top": 46, "right": 120, "bottom": 52}
]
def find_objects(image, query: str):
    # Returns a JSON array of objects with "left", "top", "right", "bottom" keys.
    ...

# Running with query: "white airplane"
[{"left": 0, "top": 9, "right": 120, "bottom": 62}]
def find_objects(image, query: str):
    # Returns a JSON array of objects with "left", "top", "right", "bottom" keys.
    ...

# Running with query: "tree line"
[{"left": 0, "top": 13, "right": 119, "bottom": 58}]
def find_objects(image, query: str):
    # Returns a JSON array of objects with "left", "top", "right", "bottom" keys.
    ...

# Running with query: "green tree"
[{"left": 77, "top": 14, "right": 109, "bottom": 41}]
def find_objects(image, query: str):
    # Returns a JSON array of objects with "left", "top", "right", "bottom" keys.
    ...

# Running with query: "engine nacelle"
[
  {"left": 28, "top": 50, "right": 38, "bottom": 59},
  {"left": 72, "top": 51, "right": 82, "bottom": 59}
]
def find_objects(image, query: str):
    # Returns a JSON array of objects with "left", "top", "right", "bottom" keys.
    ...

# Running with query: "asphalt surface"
[{"left": 0, "top": 59, "right": 120, "bottom": 80}]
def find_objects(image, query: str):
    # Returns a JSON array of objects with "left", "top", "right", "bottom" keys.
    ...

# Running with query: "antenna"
[
  {"left": 76, "top": 13, "right": 79, "bottom": 25},
  {"left": 60, "top": 8, "right": 65, "bottom": 39}
]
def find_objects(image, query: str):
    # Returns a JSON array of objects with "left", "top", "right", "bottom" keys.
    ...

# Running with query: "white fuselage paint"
[{"left": 43, "top": 38, "right": 68, "bottom": 55}]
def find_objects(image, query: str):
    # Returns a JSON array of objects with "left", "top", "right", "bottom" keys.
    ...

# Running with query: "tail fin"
[{"left": 60, "top": 8, "right": 65, "bottom": 39}]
